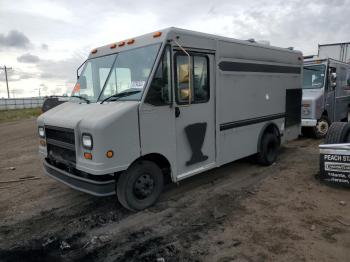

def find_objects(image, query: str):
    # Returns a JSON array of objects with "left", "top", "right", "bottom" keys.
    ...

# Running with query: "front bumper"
[
  {"left": 302, "top": 119, "right": 317, "bottom": 127},
  {"left": 43, "top": 160, "right": 116, "bottom": 196}
]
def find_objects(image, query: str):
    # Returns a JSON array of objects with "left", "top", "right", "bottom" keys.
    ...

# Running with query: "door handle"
[{"left": 175, "top": 107, "right": 180, "bottom": 118}]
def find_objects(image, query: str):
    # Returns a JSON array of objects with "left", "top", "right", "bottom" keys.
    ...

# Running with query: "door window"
[
  {"left": 145, "top": 46, "right": 171, "bottom": 106},
  {"left": 175, "top": 54, "right": 209, "bottom": 104}
]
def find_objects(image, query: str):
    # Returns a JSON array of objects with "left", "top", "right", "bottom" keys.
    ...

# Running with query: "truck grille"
[
  {"left": 45, "top": 125, "right": 76, "bottom": 166},
  {"left": 46, "top": 125, "right": 75, "bottom": 144}
]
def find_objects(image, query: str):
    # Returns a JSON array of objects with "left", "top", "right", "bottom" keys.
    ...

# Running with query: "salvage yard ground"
[{"left": 0, "top": 118, "right": 349, "bottom": 262}]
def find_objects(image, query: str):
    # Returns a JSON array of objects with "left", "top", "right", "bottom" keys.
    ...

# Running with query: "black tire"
[
  {"left": 343, "top": 123, "right": 350, "bottom": 142},
  {"left": 312, "top": 117, "right": 330, "bottom": 138},
  {"left": 256, "top": 132, "right": 280, "bottom": 166},
  {"left": 117, "top": 160, "right": 164, "bottom": 211},
  {"left": 325, "top": 122, "right": 350, "bottom": 144}
]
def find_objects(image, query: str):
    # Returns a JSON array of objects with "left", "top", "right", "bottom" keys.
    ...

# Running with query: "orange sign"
[{"left": 73, "top": 83, "right": 80, "bottom": 93}]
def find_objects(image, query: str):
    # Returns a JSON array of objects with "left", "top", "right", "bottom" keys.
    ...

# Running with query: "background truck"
[
  {"left": 37, "top": 27, "right": 302, "bottom": 211},
  {"left": 318, "top": 42, "right": 350, "bottom": 63},
  {"left": 302, "top": 58, "right": 350, "bottom": 137}
]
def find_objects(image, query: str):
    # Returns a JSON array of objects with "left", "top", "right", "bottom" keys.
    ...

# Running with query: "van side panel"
[{"left": 216, "top": 40, "right": 302, "bottom": 166}]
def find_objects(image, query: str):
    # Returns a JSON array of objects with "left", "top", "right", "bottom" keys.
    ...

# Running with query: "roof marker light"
[
  {"left": 118, "top": 41, "right": 125, "bottom": 47},
  {"left": 110, "top": 43, "right": 117, "bottom": 49},
  {"left": 91, "top": 48, "right": 98, "bottom": 54},
  {"left": 153, "top": 31, "right": 162, "bottom": 38},
  {"left": 127, "top": 39, "right": 135, "bottom": 45}
]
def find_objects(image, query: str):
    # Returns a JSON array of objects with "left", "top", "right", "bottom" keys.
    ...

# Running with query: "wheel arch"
[
  {"left": 257, "top": 122, "right": 281, "bottom": 152},
  {"left": 127, "top": 153, "right": 173, "bottom": 184}
]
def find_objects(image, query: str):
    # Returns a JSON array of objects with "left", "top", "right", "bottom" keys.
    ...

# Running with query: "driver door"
[{"left": 173, "top": 51, "right": 216, "bottom": 180}]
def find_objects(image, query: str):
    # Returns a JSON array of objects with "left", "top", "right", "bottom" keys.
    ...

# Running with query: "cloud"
[
  {"left": 41, "top": 43, "right": 48, "bottom": 50},
  {"left": 40, "top": 83, "right": 48, "bottom": 91},
  {"left": 0, "top": 30, "right": 31, "bottom": 49},
  {"left": 0, "top": 68, "right": 38, "bottom": 82},
  {"left": 17, "top": 53, "right": 40, "bottom": 63},
  {"left": 37, "top": 55, "right": 83, "bottom": 84},
  {"left": 2, "top": 0, "right": 350, "bottom": 98}
]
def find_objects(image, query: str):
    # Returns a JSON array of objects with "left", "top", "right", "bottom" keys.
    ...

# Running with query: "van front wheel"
[
  {"left": 313, "top": 117, "right": 330, "bottom": 138},
  {"left": 117, "top": 160, "right": 164, "bottom": 211}
]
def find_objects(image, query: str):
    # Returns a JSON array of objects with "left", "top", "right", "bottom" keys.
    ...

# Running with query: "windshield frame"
[
  {"left": 302, "top": 64, "right": 327, "bottom": 90},
  {"left": 71, "top": 53, "right": 117, "bottom": 103},
  {"left": 96, "top": 42, "right": 163, "bottom": 102}
]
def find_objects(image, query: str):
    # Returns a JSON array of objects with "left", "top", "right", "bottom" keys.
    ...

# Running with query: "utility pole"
[{"left": 0, "top": 65, "right": 13, "bottom": 98}]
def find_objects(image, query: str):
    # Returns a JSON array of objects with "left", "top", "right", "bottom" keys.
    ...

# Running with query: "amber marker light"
[
  {"left": 110, "top": 43, "right": 117, "bottom": 49},
  {"left": 127, "top": 39, "right": 135, "bottom": 45},
  {"left": 118, "top": 41, "right": 125, "bottom": 47},
  {"left": 153, "top": 31, "right": 162, "bottom": 38},
  {"left": 84, "top": 152, "right": 92, "bottom": 160},
  {"left": 106, "top": 150, "right": 114, "bottom": 158},
  {"left": 91, "top": 48, "right": 98, "bottom": 54}
]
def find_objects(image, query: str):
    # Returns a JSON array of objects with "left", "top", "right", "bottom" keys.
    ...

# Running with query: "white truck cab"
[
  {"left": 302, "top": 58, "right": 350, "bottom": 138},
  {"left": 38, "top": 28, "right": 302, "bottom": 211}
]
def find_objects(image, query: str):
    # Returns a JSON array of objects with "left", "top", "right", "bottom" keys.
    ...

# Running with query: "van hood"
[{"left": 37, "top": 101, "right": 139, "bottom": 130}]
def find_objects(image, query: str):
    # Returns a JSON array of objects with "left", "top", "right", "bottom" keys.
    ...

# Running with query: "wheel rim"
[
  {"left": 133, "top": 173, "right": 155, "bottom": 200},
  {"left": 316, "top": 120, "right": 329, "bottom": 136}
]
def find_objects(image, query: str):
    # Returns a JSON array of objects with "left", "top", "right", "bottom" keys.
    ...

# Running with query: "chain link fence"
[{"left": 0, "top": 98, "right": 45, "bottom": 110}]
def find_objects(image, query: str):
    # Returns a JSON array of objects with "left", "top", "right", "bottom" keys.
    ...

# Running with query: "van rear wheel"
[
  {"left": 256, "top": 132, "right": 280, "bottom": 166},
  {"left": 117, "top": 160, "right": 164, "bottom": 211}
]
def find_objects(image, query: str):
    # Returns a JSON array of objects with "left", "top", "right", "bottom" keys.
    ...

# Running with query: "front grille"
[
  {"left": 45, "top": 125, "right": 75, "bottom": 144},
  {"left": 45, "top": 125, "right": 76, "bottom": 166}
]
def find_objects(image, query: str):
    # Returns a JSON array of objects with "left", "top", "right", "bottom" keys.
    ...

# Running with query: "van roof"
[
  {"left": 304, "top": 57, "right": 350, "bottom": 66},
  {"left": 88, "top": 27, "right": 302, "bottom": 59}
]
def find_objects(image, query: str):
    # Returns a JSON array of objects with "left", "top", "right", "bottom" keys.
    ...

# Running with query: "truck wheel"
[
  {"left": 343, "top": 124, "right": 350, "bottom": 142},
  {"left": 257, "top": 132, "right": 280, "bottom": 166},
  {"left": 313, "top": 117, "right": 330, "bottom": 138},
  {"left": 325, "top": 122, "right": 350, "bottom": 144},
  {"left": 117, "top": 160, "right": 164, "bottom": 211}
]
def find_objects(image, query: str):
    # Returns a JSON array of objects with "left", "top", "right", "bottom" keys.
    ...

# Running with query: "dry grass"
[{"left": 0, "top": 108, "right": 41, "bottom": 123}]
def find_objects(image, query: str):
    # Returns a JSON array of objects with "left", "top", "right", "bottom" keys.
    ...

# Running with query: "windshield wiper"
[
  {"left": 70, "top": 95, "right": 90, "bottom": 104},
  {"left": 100, "top": 90, "right": 141, "bottom": 104}
]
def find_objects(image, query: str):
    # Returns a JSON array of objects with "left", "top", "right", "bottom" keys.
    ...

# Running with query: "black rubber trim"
[
  {"left": 220, "top": 113, "right": 285, "bottom": 131},
  {"left": 47, "top": 138, "right": 75, "bottom": 151},
  {"left": 218, "top": 61, "right": 301, "bottom": 74},
  {"left": 43, "top": 160, "right": 115, "bottom": 196}
]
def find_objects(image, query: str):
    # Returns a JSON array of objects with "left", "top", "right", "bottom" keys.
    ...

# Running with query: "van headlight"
[
  {"left": 82, "top": 134, "right": 93, "bottom": 149},
  {"left": 302, "top": 104, "right": 311, "bottom": 115},
  {"left": 38, "top": 127, "right": 45, "bottom": 138}
]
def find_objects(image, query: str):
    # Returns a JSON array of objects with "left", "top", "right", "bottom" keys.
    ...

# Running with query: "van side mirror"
[
  {"left": 180, "top": 87, "right": 190, "bottom": 100},
  {"left": 178, "top": 63, "right": 191, "bottom": 103},
  {"left": 174, "top": 38, "right": 192, "bottom": 105},
  {"left": 330, "top": 72, "right": 337, "bottom": 88}
]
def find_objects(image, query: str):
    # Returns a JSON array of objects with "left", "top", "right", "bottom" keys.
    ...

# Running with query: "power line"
[{"left": 0, "top": 65, "right": 13, "bottom": 98}]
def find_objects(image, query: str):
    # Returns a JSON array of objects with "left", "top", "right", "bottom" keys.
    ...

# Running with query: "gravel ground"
[{"left": 0, "top": 119, "right": 349, "bottom": 262}]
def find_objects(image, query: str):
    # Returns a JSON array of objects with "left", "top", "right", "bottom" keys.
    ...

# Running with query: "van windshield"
[
  {"left": 303, "top": 65, "right": 326, "bottom": 89},
  {"left": 72, "top": 43, "right": 161, "bottom": 103}
]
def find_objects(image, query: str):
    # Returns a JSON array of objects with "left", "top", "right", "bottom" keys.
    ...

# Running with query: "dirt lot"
[{"left": 0, "top": 119, "right": 349, "bottom": 262}]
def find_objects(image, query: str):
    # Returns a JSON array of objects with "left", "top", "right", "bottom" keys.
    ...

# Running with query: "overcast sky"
[{"left": 0, "top": 0, "right": 349, "bottom": 98}]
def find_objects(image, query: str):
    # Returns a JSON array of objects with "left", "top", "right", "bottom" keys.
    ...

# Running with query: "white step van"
[{"left": 37, "top": 28, "right": 303, "bottom": 211}]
